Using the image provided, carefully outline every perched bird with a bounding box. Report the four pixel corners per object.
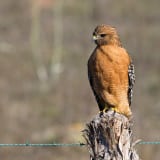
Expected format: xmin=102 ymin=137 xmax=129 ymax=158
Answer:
xmin=88 ymin=25 xmax=135 ymax=117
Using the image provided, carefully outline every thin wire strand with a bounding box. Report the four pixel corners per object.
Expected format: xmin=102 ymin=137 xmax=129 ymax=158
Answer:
xmin=138 ymin=141 xmax=160 ymax=145
xmin=0 ymin=141 xmax=159 ymax=147
xmin=0 ymin=142 xmax=85 ymax=147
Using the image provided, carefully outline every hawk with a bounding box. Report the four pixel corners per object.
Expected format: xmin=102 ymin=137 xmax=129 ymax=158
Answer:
xmin=88 ymin=25 xmax=135 ymax=117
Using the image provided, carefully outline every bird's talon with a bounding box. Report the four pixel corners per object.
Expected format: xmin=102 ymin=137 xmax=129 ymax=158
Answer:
xmin=111 ymin=107 xmax=117 ymax=112
xmin=99 ymin=106 xmax=109 ymax=116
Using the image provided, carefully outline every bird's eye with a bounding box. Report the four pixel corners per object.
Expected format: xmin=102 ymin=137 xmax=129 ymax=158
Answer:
xmin=100 ymin=34 xmax=107 ymax=37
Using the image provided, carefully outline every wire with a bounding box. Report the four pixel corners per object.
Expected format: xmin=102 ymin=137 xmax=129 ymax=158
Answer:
xmin=138 ymin=141 xmax=160 ymax=145
xmin=0 ymin=141 xmax=159 ymax=147
xmin=0 ymin=142 xmax=85 ymax=147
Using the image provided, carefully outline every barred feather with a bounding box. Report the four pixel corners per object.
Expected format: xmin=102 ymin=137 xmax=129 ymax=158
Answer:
xmin=128 ymin=62 xmax=135 ymax=106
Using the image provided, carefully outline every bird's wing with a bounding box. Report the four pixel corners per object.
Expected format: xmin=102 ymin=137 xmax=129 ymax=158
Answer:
xmin=128 ymin=61 xmax=135 ymax=106
xmin=87 ymin=62 xmax=104 ymax=111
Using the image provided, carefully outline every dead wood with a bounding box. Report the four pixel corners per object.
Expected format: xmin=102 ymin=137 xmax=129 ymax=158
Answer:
xmin=83 ymin=110 xmax=140 ymax=160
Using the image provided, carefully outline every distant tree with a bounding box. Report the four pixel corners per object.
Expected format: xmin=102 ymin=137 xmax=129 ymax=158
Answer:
xmin=30 ymin=0 xmax=64 ymax=90
xmin=30 ymin=0 xmax=49 ymax=86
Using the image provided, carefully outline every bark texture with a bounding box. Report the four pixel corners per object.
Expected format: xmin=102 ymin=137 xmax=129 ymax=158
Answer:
xmin=83 ymin=110 xmax=140 ymax=160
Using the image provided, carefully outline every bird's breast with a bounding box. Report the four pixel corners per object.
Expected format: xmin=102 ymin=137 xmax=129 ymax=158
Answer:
xmin=91 ymin=46 xmax=129 ymax=92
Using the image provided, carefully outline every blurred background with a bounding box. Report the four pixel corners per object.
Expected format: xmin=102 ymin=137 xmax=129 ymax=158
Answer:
xmin=0 ymin=0 xmax=159 ymax=159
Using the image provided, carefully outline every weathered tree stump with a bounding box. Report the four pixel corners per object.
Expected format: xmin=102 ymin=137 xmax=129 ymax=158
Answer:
xmin=83 ymin=110 xmax=140 ymax=160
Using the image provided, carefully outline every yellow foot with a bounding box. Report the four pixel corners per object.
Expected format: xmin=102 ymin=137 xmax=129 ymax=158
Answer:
xmin=99 ymin=105 xmax=132 ymax=118
xmin=99 ymin=105 xmax=109 ymax=114
xmin=110 ymin=107 xmax=116 ymax=112
xmin=110 ymin=106 xmax=132 ymax=118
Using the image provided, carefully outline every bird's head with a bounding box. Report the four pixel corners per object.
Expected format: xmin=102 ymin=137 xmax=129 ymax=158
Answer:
xmin=93 ymin=24 xmax=121 ymax=46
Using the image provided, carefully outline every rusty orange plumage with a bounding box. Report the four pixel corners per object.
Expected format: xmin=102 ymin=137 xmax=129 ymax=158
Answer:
xmin=88 ymin=25 xmax=135 ymax=117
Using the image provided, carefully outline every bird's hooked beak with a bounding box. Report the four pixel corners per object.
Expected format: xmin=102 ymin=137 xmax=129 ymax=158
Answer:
xmin=93 ymin=35 xmax=101 ymax=40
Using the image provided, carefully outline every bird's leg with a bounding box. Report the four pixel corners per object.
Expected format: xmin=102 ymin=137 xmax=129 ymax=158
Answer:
xmin=111 ymin=105 xmax=132 ymax=118
xmin=110 ymin=107 xmax=118 ymax=112
xmin=99 ymin=106 xmax=118 ymax=117
xmin=99 ymin=105 xmax=109 ymax=114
